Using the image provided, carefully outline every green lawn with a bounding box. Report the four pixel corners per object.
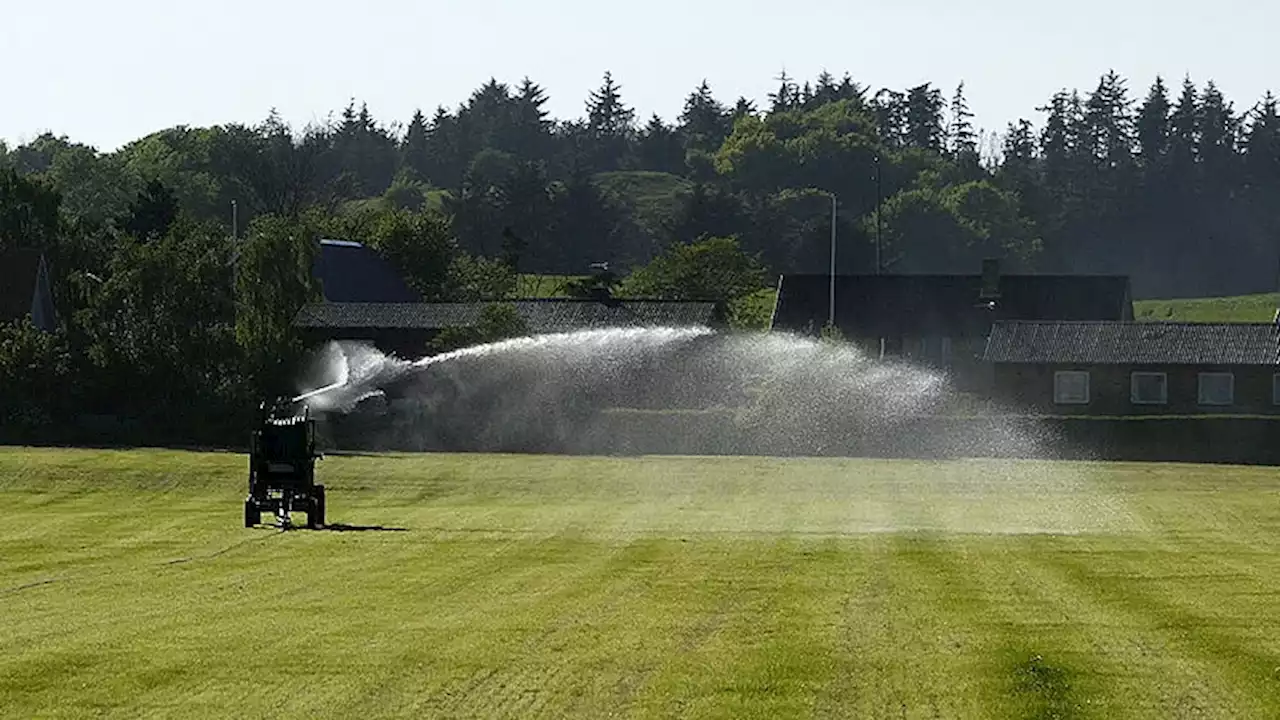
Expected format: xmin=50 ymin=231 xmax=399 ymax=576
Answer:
xmin=4 ymin=448 xmax=1280 ymax=718
xmin=1134 ymin=292 xmax=1280 ymax=322
xmin=594 ymin=170 xmax=691 ymax=239
xmin=513 ymin=274 xmax=586 ymax=298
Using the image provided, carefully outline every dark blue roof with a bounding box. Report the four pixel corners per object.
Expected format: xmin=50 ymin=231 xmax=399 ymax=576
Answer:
xmin=985 ymin=321 xmax=1280 ymax=365
xmin=772 ymin=272 xmax=1133 ymax=337
xmin=313 ymin=239 xmax=420 ymax=303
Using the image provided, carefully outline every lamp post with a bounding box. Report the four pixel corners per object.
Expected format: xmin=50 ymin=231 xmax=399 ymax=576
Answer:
xmin=828 ymin=191 xmax=837 ymax=329
xmin=873 ymin=154 xmax=882 ymax=275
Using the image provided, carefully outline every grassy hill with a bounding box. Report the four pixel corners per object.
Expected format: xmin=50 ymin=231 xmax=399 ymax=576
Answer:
xmin=6 ymin=447 xmax=1280 ymax=717
xmin=594 ymin=171 xmax=690 ymax=240
xmin=1135 ymin=292 xmax=1279 ymax=323
xmin=513 ymin=274 xmax=586 ymax=298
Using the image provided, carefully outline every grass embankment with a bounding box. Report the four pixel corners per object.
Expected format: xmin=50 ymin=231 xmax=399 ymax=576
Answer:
xmin=1135 ymin=292 xmax=1279 ymax=322
xmin=4 ymin=449 xmax=1280 ymax=718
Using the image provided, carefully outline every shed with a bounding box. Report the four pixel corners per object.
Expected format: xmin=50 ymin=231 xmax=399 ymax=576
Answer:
xmin=984 ymin=320 xmax=1280 ymax=415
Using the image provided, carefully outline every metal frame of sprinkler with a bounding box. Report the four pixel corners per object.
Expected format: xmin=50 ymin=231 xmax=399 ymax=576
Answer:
xmin=244 ymin=398 xmax=326 ymax=531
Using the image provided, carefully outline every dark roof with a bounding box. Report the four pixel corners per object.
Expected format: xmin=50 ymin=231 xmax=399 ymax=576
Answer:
xmin=771 ymin=273 xmax=1133 ymax=337
xmin=294 ymin=299 xmax=721 ymax=333
xmin=313 ymin=239 xmax=420 ymax=303
xmin=0 ymin=249 xmax=44 ymax=322
xmin=984 ymin=321 xmax=1280 ymax=365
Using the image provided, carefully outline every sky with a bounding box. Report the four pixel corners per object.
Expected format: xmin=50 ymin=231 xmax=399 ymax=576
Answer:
xmin=2 ymin=0 xmax=1276 ymax=153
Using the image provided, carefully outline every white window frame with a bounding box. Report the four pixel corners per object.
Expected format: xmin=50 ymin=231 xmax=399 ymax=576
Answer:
xmin=1130 ymin=371 xmax=1168 ymax=405
xmin=1053 ymin=370 xmax=1090 ymax=405
xmin=1197 ymin=372 xmax=1234 ymax=406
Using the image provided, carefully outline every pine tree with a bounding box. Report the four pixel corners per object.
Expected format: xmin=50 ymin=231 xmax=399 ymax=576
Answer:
xmin=638 ymin=114 xmax=683 ymax=174
xmin=1244 ymin=92 xmax=1280 ymax=190
xmin=871 ymin=89 xmax=907 ymax=148
xmin=586 ymin=71 xmax=635 ymax=136
xmin=814 ymin=70 xmax=839 ymax=106
xmin=768 ymin=70 xmax=798 ymax=113
xmin=948 ymin=82 xmax=978 ymax=159
xmin=904 ymin=83 xmax=945 ymax=151
xmin=1135 ymin=76 xmax=1172 ymax=172
xmin=731 ymin=97 xmax=758 ymax=122
xmin=1169 ymin=76 xmax=1200 ymax=175
xmin=584 ymin=71 xmax=636 ymax=171
xmin=516 ymin=77 xmax=551 ymax=129
xmin=678 ymin=80 xmax=731 ymax=155
xmin=1039 ymin=91 xmax=1071 ymax=174
xmin=1083 ymin=70 xmax=1135 ymax=171
xmin=401 ymin=109 xmax=430 ymax=181
xmin=425 ymin=106 xmax=464 ymax=188
xmin=837 ymin=73 xmax=867 ymax=107
xmin=1198 ymin=80 xmax=1240 ymax=185
xmin=1003 ymin=119 xmax=1038 ymax=164
xmin=513 ymin=77 xmax=554 ymax=161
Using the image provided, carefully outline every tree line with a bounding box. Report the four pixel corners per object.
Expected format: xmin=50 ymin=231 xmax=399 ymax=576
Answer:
xmin=2 ymin=68 xmax=1279 ymax=444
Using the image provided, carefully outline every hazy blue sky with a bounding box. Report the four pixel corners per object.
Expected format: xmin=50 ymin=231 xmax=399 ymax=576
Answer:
xmin=3 ymin=0 xmax=1275 ymax=152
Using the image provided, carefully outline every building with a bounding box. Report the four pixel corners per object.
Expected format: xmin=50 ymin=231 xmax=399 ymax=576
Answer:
xmin=983 ymin=320 xmax=1280 ymax=415
xmin=0 ymin=248 xmax=57 ymax=332
xmin=299 ymin=238 xmax=723 ymax=357
xmin=769 ymin=259 xmax=1133 ymax=386
xmin=312 ymin=239 xmax=420 ymax=303
xmin=294 ymin=298 xmax=723 ymax=359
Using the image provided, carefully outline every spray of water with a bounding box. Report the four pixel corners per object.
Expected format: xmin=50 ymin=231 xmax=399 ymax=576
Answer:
xmin=291 ymin=326 xmax=1136 ymax=535
xmin=292 ymin=325 xmax=1037 ymax=458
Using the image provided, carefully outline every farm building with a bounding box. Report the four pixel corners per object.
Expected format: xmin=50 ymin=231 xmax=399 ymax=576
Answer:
xmin=0 ymin=248 xmax=57 ymax=332
xmin=311 ymin=238 xmax=420 ymax=303
xmin=298 ymin=237 xmax=724 ymax=357
xmin=769 ymin=259 xmax=1133 ymax=387
xmin=983 ymin=320 xmax=1280 ymax=415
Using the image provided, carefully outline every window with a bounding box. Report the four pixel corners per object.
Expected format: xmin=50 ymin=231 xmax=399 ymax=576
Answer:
xmin=1198 ymin=372 xmax=1234 ymax=406
xmin=1131 ymin=372 xmax=1168 ymax=404
xmin=1054 ymin=371 xmax=1090 ymax=405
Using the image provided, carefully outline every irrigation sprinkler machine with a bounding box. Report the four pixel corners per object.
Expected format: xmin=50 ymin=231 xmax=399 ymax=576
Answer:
xmin=244 ymin=397 xmax=326 ymax=530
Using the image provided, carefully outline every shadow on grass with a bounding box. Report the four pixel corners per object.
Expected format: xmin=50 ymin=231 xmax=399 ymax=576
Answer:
xmin=315 ymin=523 xmax=410 ymax=533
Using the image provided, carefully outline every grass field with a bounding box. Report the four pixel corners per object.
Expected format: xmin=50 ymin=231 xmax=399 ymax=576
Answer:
xmin=5 ymin=448 xmax=1280 ymax=718
xmin=1134 ymin=292 xmax=1280 ymax=322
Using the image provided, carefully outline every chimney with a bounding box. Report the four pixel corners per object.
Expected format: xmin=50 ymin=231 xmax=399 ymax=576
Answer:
xmin=980 ymin=258 xmax=1001 ymax=300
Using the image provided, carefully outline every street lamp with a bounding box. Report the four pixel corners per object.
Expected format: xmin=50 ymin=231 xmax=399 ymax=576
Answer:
xmin=827 ymin=191 xmax=837 ymax=329
xmin=873 ymin=154 xmax=882 ymax=275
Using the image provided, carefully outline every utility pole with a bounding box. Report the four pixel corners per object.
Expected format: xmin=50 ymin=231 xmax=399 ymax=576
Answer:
xmin=874 ymin=154 xmax=882 ymax=275
xmin=230 ymin=200 xmax=239 ymax=326
xmin=828 ymin=191 xmax=837 ymax=329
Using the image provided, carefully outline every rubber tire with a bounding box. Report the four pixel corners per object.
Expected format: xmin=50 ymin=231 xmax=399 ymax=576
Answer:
xmin=244 ymin=499 xmax=260 ymax=528
xmin=309 ymin=486 xmax=325 ymax=529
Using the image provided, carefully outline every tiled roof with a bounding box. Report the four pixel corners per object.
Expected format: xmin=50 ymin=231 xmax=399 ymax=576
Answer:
xmin=313 ymin=239 xmax=420 ymax=303
xmin=771 ymin=272 xmax=1133 ymax=337
xmin=0 ymin=249 xmax=43 ymax=323
xmin=984 ymin=321 xmax=1280 ymax=365
xmin=294 ymin=299 xmax=721 ymax=333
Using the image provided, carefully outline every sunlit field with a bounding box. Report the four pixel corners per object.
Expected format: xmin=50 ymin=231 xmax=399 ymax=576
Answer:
xmin=4 ymin=448 xmax=1280 ymax=718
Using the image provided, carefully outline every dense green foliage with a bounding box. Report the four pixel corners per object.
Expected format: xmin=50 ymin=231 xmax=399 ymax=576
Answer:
xmin=6 ymin=70 xmax=1279 ymax=296
xmin=6 ymin=448 xmax=1280 ymax=717
xmin=3 ymin=68 xmax=1279 ymax=443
